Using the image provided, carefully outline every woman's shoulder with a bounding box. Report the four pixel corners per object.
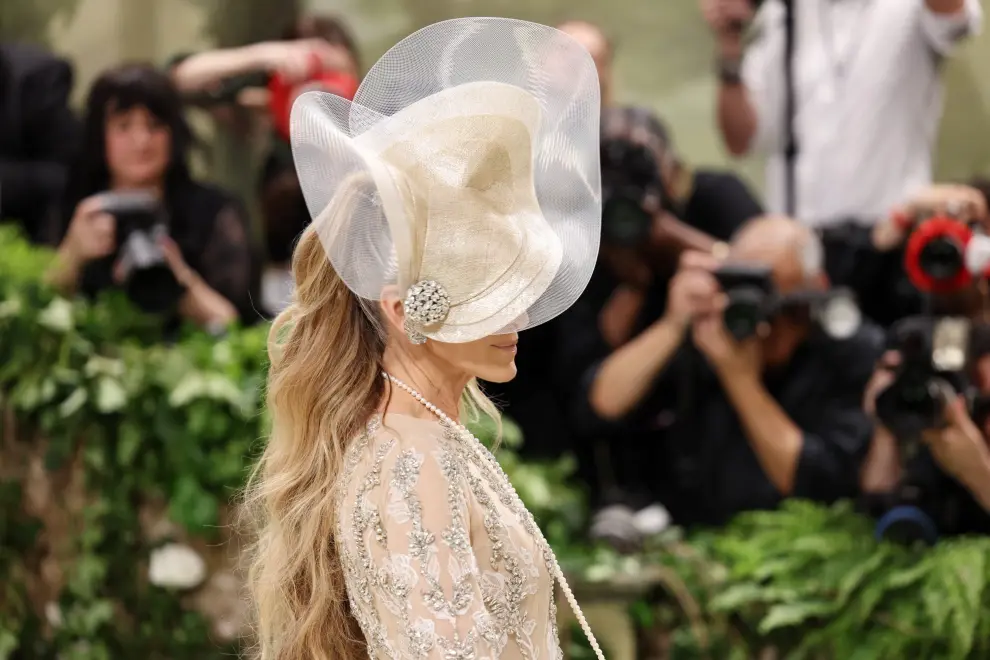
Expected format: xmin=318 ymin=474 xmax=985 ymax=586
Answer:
xmin=340 ymin=414 xmax=465 ymax=491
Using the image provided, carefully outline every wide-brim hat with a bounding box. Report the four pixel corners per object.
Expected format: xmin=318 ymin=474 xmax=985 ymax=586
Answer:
xmin=291 ymin=17 xmax=601 ymax=343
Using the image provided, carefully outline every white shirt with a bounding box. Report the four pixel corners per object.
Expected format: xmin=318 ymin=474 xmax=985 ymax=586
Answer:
xmin=742 ymin=0 xmax=982 ymax=227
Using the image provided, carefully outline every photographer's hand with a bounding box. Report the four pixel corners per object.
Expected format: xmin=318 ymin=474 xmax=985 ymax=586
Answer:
xmin=700 ymin=0 xmax=754 ymax=56
xmin=695 ymin=311 xmax=805 ymax=495
xmin=860 ymin=352 xmax=904 ymax=493
xmin=701 ymin=0 xmax=760 ymax=156
xmin=159 ymin=237 xmax=238 ymax=329
xmin=872 ymin=184 xmax=989 ymax=251
xmin=923 ymin=396 xmax=990 ymax=512
xmin=49 ymin=196 xmax=116 ymax=293
xmin=663 ymin=250 xmax=723 ymax=329
xmin=692 ymin=310 xmax=762 ymax=378
xmin=589 ymin=251 xmax=718 ymax=420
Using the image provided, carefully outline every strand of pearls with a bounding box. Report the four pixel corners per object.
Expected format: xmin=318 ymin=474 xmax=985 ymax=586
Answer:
xmin=383 ymin=371 xmax=606 ymax=660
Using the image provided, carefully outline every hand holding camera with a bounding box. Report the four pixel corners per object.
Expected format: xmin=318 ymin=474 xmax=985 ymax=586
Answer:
xmin=663 ymin=250 xmax=723 ymax=330
xmin=60 ymin=195 xmax=116 ymax=263
xmin=693 ymin=305 xmax=763 ymax=377
xmin=872 ymin=184 xmax=989 ymax=253
xmin=664 ymin=251 xmax=763 ymax=375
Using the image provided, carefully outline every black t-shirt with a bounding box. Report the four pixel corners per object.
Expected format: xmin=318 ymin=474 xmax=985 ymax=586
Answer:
xmin=681 ymin=169 xmax=764 ymax=241
xmin=574 ymin=321 xmax=885 ymax=527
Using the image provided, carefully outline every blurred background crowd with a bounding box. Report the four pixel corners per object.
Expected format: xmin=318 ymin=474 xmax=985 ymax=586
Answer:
xmin=4 ymin=0 xmax=990 ymax=607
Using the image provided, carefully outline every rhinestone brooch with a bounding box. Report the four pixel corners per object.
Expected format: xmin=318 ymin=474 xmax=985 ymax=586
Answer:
xmin=402 ymin=279 xmax=450 ymax=344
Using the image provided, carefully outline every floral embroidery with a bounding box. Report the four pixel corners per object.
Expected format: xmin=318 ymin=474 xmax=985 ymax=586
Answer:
xmin=336 ymin=416 xmax=561 ymax=659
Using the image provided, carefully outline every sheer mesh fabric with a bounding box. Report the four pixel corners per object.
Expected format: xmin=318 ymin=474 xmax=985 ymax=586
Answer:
xmin=290 ymin=17 xmax=601 ymax=344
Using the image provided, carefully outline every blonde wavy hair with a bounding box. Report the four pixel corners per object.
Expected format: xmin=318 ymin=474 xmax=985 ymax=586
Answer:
xmin=241 ymin=224 xmax=498 ymax=659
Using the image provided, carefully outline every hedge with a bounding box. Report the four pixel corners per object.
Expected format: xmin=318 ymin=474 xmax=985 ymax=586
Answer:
xmin=1 ymin=226 xmax=989 ymax=660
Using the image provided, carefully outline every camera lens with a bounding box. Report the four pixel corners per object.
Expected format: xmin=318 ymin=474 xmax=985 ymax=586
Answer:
xmin=723 ymin=298 xmax=763 ymax=341
xmin=918 ymin=236 xmax=964 ymax=280
xmin=602 ymin=196 xmax=652 ymax=247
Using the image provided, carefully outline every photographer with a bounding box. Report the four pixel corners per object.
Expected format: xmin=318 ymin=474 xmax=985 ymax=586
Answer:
xmin=826 ymin=183 xmax=989 ymax=327
xmin=702 ymin=0 xmax=982 ymax=224
xmin=861 ymin=350 xmax=990 ymax=536
xmin=49 ymin=64 xmax=255 ymax=331
xmin=580 ymin=215 xmax=882 ymax=528
xmin=0 ymin=42 xmax=80 ymax=244
xmin=856 ymin=187 xmax=990 ymax=537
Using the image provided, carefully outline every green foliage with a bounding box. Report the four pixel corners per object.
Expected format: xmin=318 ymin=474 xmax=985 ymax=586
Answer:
xmin=0 ymin=227 xmax=586 ymax=657
xmin=574 ymin=501 xmax=990 ymax=660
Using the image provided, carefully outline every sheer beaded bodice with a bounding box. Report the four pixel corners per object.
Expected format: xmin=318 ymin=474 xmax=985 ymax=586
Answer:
xmin=336 ymin=413 xmax=563 ymax=660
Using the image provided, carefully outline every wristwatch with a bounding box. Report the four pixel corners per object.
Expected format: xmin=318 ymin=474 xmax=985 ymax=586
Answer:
xmin=717 ymin=56 xmax=744 ymax=85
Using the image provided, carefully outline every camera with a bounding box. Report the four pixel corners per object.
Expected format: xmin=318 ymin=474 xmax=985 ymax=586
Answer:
xmin=600 ymin=136 xmax=664 ymax=248
xmin=902 ymin=213 xmax=990 ymax=294
xmin=874 ymin=316 xmax=972 ymax=442
xmin=99 ymin=191 xmax=185 ymax=314
xmin=713 ymin=263 xmax=862 ymax=341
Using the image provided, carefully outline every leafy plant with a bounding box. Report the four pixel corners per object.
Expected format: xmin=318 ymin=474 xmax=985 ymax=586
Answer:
xmin=572 ymin=501 xmax=990 ymax=660
xmin=0 ymin=227 xmax=586 ymax=658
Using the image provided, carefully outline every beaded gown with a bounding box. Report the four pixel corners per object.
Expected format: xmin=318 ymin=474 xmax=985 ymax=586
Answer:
xmin=336 ymin=413 xmax=563 ymax=660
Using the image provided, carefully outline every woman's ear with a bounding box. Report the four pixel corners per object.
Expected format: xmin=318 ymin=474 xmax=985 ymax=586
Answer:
xmin=379 ymin=285 xmax=406 ymax=335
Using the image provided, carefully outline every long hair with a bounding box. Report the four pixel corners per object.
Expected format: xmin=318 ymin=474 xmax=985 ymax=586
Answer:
xmin=66 ymin=63 xmax=194 ymax=207
xmin=242 ymin=223 xmax=498 ymax=658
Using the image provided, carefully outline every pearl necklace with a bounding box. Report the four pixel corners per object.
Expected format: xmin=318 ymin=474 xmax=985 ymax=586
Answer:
xmin=384 ymin=371 xmax=605 ymax=660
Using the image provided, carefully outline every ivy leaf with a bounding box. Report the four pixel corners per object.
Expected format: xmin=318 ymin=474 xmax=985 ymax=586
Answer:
xmin=37 ymin=297 xmax=74 ymax=332
xmin=116 ymin=421 xmax=143 ymax=466
xmin=95 ymin=376 xmax=127 ymax=413
xmin=169 ymin=475 xmax=219 ymax=532
xmin=58 ymin=386 xmax=88 ymax=418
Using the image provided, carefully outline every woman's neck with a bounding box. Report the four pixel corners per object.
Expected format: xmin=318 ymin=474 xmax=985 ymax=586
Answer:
xmin=380 ymin=349 xmax=469 ymax=423
xmin=110 ymin=178 xmax=164 ymax=198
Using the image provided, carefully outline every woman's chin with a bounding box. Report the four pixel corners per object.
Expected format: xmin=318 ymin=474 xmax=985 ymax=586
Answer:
xmin=476 ymin=361 xmax=517 ymax=384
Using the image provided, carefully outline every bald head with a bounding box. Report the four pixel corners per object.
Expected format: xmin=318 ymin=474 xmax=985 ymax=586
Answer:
xmin=556 ymin=20 xmax=614 ymax=104
xmin=729 ymin=215 xmax=823 ymax=292
xmin=557 ymin=20 xmax=611 ymax=61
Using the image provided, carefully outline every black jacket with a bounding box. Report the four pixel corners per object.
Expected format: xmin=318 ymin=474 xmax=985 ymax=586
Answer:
xmin=0 ymin=43 xmax=80 ymax=244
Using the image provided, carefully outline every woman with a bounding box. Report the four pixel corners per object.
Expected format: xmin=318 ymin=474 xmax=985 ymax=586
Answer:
xmin=244 ymin=18 xmax=606 ymax=660
xmin=50 ymin=64 xmax=256 ymax=329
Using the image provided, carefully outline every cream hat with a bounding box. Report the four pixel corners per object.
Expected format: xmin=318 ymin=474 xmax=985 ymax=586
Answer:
xmin=291 ymin=17 xmax=601 ymax=343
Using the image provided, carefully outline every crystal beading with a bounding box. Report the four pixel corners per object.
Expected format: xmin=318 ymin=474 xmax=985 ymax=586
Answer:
xmin=382 ymin=371 xmax=606 ymax=660
xmin=403 ymin=280 xmax=451 ymax=327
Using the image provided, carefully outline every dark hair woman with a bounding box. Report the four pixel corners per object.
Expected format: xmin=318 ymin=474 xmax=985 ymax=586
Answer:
xmin=50 ymin=63 xmax=257 ymax=330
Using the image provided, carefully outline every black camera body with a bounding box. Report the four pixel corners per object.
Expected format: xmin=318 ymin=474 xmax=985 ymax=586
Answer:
xmin=600 ymin=137 xmax=664 ymax=248
xmin=714 ymin=264 xmax=776 ymax=341
xmin=100 ymin=191 xmax=185 ymax=314
xmin=713 ymin=263 xmax=862 ymax=341
xmin=874 ymin=316 xmax=971 ymax=442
